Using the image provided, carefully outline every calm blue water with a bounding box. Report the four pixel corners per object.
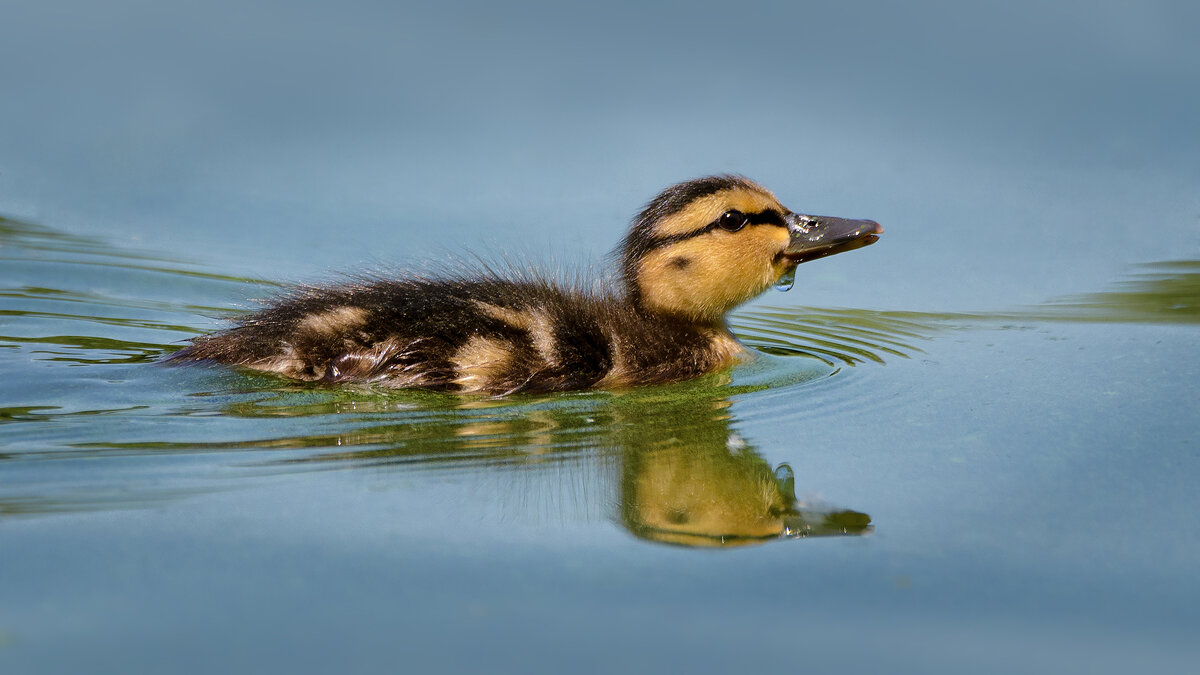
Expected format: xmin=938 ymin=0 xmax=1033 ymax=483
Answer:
xmin=2 ymin=1 xmax=1199 ymax=673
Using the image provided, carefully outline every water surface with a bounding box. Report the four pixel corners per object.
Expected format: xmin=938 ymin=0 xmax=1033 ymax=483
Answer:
xmin=2 ymin=2 xmax=1199 ymax=673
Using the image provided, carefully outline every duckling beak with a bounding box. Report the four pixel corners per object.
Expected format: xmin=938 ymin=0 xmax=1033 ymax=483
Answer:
xmin=780 ymin=509 xmax=874 ymax=538
xmin=783 ymin=213 xmax=883 ymax=264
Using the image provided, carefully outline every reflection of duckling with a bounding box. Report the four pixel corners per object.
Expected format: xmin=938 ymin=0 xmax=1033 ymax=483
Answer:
xmin=621 ymin=439 xmax=872 ymax=548
xmin=267 ymin=391 xmax=873 ymax=548
xmin=171 ymin=176 xmax=881 ymax=394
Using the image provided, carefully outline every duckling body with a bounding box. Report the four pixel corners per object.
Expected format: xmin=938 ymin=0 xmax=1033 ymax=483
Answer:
xmin=171 ymin=176 xmax=881 ymax=394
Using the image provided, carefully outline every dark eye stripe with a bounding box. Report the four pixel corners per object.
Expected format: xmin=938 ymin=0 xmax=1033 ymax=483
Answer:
xmin=644 ymin=209 xmax=788 ymax=250
xmin=746 ymin=211 xmax=788 ymax=226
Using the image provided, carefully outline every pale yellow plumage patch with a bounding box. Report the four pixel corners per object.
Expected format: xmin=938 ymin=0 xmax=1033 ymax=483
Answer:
xmin=249 ymin=348 xmax=312 ymax=380
xmin=637 ymin=224 xmax=792 ymax=321
xmin=247 ymin=306 xmax=372 ymax=381
xmin=297 ymin=306 xmax=369 ymax=336
xmin=451 ymin=335 xmax=512 ymax=393
xmin=473 ymin=301 xmax=558 ymax=367
xmin=594 ymin=334 xmax=629 ymax=388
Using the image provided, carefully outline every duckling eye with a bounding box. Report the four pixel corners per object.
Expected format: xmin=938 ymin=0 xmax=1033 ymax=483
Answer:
xmin=718 ymin=210 xmax=747 ymax=232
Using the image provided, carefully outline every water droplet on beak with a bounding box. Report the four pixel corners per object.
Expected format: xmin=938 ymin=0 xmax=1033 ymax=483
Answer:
xmin=773 ymin=266 xmax=796 ymax=292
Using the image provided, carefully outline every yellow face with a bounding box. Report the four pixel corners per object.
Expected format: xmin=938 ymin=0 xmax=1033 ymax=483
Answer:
xmin=634 ymin=185 xmax=794 ymax=322
xmin=624 ymin=442 xmax=795 ymax=547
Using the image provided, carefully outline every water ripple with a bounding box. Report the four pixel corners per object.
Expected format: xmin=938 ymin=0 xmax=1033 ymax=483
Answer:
xmin=4 ymin=213 xmax=1196 ymax=544
xmin=732 ymin=307 xmax=938 ymax=366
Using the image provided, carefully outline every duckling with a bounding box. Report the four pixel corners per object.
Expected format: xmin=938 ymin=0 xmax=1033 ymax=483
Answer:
xmin=169 ymin=175 xmax=882 ymax=394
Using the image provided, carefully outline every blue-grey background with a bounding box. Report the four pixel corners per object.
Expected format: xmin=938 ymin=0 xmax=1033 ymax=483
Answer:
xmin=1 ymin=1 xmax=1198 ymax=673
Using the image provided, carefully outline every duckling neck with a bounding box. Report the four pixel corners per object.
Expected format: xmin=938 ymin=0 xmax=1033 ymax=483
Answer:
xmin=624 ymin=287 xmax=731 ymax=330
xmin=595 ymin=292 xmax=741 ymax=388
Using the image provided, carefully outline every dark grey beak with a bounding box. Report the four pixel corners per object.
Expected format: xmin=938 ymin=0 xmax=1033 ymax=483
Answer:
xmin=784 ymin=213 xmax=883 ymax=264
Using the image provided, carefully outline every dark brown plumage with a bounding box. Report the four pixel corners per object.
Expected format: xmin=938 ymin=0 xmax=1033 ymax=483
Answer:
xmin=169 ymin=176 xmax=881 ymax=394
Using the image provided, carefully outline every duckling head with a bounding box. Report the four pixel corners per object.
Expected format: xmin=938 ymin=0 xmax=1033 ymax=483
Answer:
xmin=618 ymin=175 xmax=882 ymax=323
